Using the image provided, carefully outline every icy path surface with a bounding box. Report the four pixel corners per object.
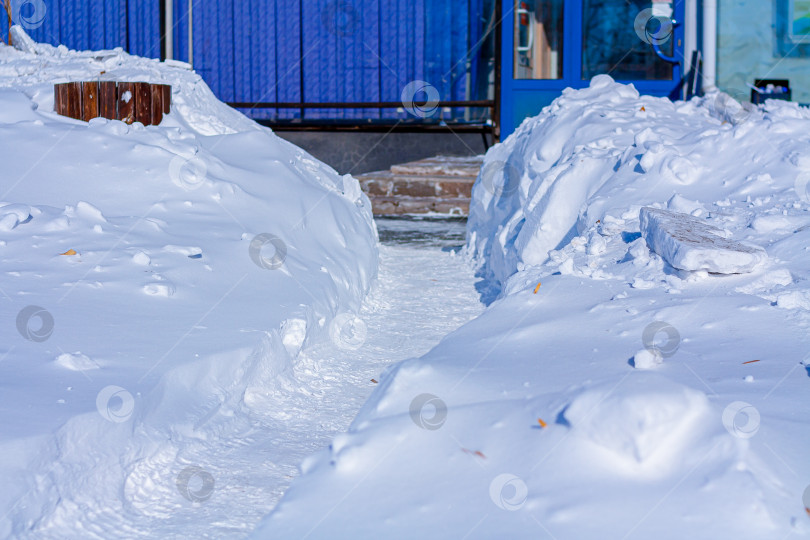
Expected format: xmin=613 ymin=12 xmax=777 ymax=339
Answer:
xmin=47 ymin=218 xmax=482 ymax=539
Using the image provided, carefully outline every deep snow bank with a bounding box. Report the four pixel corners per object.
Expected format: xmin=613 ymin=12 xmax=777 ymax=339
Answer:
xmin=260 ymin=77 xmax=810 ymax=538
xmin=0 ymin=29 xmax=377 ymax=537
xmin=467 ymin=74 xmax=810 ymax=292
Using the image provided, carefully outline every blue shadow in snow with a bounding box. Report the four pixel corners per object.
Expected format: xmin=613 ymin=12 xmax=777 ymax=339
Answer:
xmin=621 ymin=231 xmax=642 ymax=244
xmin=554 ymin=409 xmax=571 ymax=428
xmin=530 ymin=409 xmax=570 ymax=430
xmin=473 ymin=276 xmax=501 ymax=306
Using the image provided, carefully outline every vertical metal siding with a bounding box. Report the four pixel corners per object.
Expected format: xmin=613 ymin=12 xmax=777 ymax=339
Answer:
xmin=276 ymin=0 xmax=302 ymax=119
xmin=0 ymin=0 xmax=154 ymax=54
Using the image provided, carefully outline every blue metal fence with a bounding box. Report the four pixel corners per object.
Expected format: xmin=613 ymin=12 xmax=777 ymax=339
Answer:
xmin=2 ymin=0 xmax=489 ymax=123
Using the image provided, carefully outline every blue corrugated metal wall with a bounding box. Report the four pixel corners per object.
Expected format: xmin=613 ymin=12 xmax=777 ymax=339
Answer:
xmin=1 ymin=0 xmax=487 ymax=122
xmin=0 ymin=0 xmax=160 ymax=59
xmin=189 ymin=0 xmax=488 ymax=122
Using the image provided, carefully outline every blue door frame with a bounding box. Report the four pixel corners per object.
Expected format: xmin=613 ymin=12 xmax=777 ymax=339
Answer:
xmin=500 ymin=1 xmax=686 ymax=139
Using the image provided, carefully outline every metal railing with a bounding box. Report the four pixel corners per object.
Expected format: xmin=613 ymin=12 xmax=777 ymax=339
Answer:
xmin=226 ymin=99 xmax=497 ymax=146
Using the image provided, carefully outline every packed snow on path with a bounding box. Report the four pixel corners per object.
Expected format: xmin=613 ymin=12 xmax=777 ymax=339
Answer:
xmin=261 ymin=76 xmax=810 ymax=539
xmin=28 ymin=221 xmax=481 ymax=539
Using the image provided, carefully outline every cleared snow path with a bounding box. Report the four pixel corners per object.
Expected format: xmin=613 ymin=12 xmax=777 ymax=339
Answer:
xmin=32 ymin=218 xmax=482 ymax=539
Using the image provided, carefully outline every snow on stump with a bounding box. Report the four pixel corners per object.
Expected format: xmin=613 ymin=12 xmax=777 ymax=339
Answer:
xmin=54 ymin=81 xmax=171 ymax=125
xmin=639 ymin=207 xmax=766 ymax=274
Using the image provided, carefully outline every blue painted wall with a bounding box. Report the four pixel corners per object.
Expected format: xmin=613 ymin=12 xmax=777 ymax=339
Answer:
xmin=1 ymin=1 xmax=490 ymax=122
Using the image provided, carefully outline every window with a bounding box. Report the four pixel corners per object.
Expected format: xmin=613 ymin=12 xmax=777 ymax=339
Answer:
xmin=581 ymin=0 xmax=674 ymax=81
xmin=513 ymin=0 xmax=564 ymax=79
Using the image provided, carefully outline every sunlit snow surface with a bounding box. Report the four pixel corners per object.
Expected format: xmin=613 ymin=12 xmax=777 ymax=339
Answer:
xmin=5 ymin=29 xmax=810 ymax=539
xmin=262 ymin=77 xmax=810 ymax=539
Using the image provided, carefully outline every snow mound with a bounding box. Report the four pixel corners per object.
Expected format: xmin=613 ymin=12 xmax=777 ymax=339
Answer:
xmin=564 ymin=374 xmax=710 ymax=466
xmin=466 ymin=74 xmax=810 ymax=292
xmin=0 ymin=30 xmax=379 ymax=537
xmin=54 ymin=351 xmax=99 ymax=371
xmin=632 ymin=348 xmax=663 ymax=369
xmin=0 ymin=203 xmax=32 ymax=230
xmin=640 ymin=206 xmax=766 ymax=273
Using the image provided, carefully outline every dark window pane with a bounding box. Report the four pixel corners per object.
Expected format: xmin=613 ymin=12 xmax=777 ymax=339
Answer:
xmin=582 ymin=0 xmax=674 ymax=81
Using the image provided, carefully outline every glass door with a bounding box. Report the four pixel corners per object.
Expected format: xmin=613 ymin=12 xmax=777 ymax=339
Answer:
xmin=500 ymin=0 xmax=685 ymax=139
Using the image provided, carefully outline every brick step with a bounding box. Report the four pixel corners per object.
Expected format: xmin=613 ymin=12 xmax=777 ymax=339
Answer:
xmin=367 ymin=196 xmax=468 ymax=216
xmin=358 ymin=154 xmax=483 ymax=216
xmin=358 ymin=170 xmax=479 ymax=182
xmin=357 ymin=171 xmax=475 ymax=199
xmin=389 ymin=155 xmax=484 ymax=177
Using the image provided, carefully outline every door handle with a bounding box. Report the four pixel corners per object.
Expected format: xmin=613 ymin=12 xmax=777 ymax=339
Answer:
xmin=652 ymin=19 xmax=680 ymax=64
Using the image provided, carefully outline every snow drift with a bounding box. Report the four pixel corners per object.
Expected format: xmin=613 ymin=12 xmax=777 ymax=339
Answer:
xmin=261 ymin=77 xmax=810 ymax=538
xmin=0 ymin=29 xmax=377 ymax=538
xmin=467 ymin=74 xmax=810 ymax=292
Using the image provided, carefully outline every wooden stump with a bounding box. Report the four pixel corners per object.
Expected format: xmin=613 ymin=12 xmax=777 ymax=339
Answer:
xmin=54 ymin=81 xmax=171 ymax=126
xmin=134 ymin=82 xmax=151 ymax=124
xmin=81 ymin=81 xmax=98 ymax=122
xmin=161 ymin=84 xmax=171 ymax=114
xmin=150 ymin=85 xmax=162 ymax=126
xmin=99 ymin=81 xmax=117 ymax=119
xmin=64 ymin=82 xmax=82 ymax=121
xmin=116 ymin=82 xmax=135 ymax=124
xmin=54 ymin=83 xmax=70 ymax=117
